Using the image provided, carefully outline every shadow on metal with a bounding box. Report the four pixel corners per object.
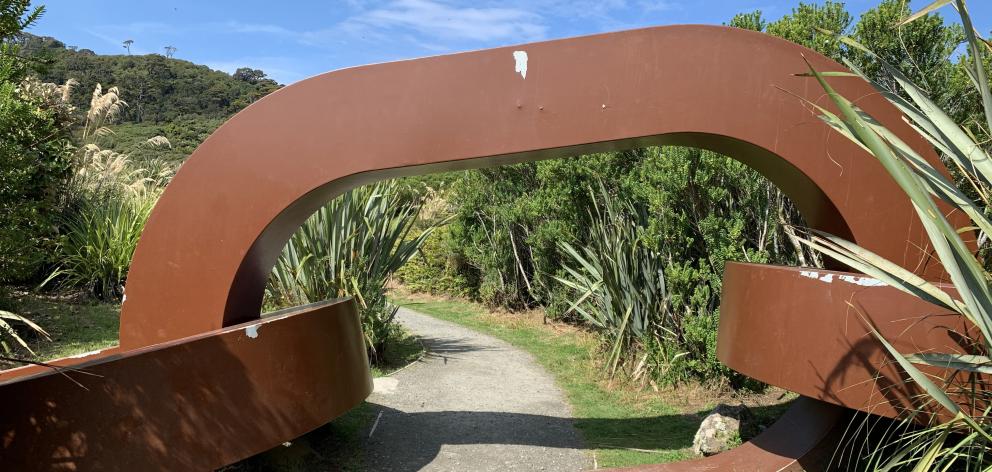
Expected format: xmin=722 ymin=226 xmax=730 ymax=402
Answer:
xmin=0 ymin=24 xmax=973 ymax=470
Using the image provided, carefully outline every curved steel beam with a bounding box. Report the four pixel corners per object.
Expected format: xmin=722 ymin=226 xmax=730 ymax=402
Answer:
xmin=0 ymin=300 xmax=372 ymax=470
xmin=120 ymin=24 xmax=959 ymax=349
xmin=719 ymin=262 xmax=974 ymax=421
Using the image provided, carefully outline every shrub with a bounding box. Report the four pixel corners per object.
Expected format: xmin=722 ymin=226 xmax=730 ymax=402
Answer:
xmin=0 ymin=19 xmax=75 ymax=283
xmin=46 ymin=189 xmax=156 ymax=300
xmin=42 ymin=82 xmax=174 ymax=300
xmin=267 ymin=181 xmax=440 ymax=364
xmin=394 ymin=225 xmax=476 ymax=297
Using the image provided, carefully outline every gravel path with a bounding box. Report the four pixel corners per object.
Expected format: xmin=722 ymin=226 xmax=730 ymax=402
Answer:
xmin=363 ymin=307 xmax=592 ymax=471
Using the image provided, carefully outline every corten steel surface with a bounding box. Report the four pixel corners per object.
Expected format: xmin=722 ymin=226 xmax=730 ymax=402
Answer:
xmin=120 ymin=24 xmax=962 ymax=349
xmin=719 ymin=262 xmax=982 ymax=421
xmin=0 ymin=25 xmax=975 ymax=470
xmin=0 ymin=300 xmax=372 ymax=470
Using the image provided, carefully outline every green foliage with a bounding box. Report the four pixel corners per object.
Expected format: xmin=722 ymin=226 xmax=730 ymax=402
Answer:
xmin=427 ymin=146 xmax=811 ymax=385
xmin=0 ymin=5 xmax=74 ymax=284
xmin=766 ymin=1 xmax=853 ymax=60
xmin=727 ymin=11 xmax=766 ymax=32
xmin=18 ymin=32 xmax=279 ymax=124
xmin=848 ymin=0 xmax=963 ymax=106
xmin=555 ymin=183 xmax=667 ymax=378
xmin=267 ymin=181 xmax=439 ymax=364
xmin=798 ymin=1 xmax=992 ymax=468
xmin=41 ymin=80 xmax=175 ymax=301
xmin=96 ymin=115 xmax=224 ymax=165
xmin=394 ymin=225 xmax=475 ymax=297
xmin=47 ymin=189 xmax=156 ymax=300
xmin=768 ymin=0 xmax=853 ymax=60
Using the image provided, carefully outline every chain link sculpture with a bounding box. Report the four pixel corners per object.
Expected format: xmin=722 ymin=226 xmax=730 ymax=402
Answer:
xmin=0 ymin=25 xmax=972 ymax=471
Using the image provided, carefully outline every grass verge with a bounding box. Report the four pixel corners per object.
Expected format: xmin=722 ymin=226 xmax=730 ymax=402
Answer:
xmin=0 ymin=289 xmax=119 ymax=369
xmin=390 ymin=291 xmax=795 ymax=468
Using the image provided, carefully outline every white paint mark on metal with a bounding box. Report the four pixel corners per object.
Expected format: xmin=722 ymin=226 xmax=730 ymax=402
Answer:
xmin=513 ymin=50 xmax=528 ymax=79
xmin=839 ymin=275 xmax=886 ymax=287
xmin=245 ymin=324 xmax=260 ymax=339
xmin=69 ymin=348 xmax=106 ymax=359
xmin=798 ymin=269 xmax=886 ymax=287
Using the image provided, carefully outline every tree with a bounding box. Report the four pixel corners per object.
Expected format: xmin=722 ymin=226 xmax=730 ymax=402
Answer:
xmin=163 ymin=45 xmax=175 ymax=58
xmin=0 ymin=0 xmax=41 ymax=38
xmin=0 ymin=1 xmax=75 ymax=282
xmin=766 ymin=1 xmax=853 ymax=60
xmin=233 ymin=67 xmax=266 ymax=84
xmin=727 ymin=10 xmax=766 ymax=32
xmin=122 ymin=38 xmax=132 ymax=54
xmin=17 ymin=33 xmax=283 ymax=123
xmin=848 ymin=0 xmax=963 ymax=108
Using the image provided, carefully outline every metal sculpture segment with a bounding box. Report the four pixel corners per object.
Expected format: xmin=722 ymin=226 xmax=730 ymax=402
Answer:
xmin=0 ymin=25 xmax=970 ymax=470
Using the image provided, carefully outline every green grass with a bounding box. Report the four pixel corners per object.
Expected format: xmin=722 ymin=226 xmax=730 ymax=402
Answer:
xmin=390 ymin=294 xmax=702 ymax=468
xmin=0 ymin=290 xmax=120 ymax=368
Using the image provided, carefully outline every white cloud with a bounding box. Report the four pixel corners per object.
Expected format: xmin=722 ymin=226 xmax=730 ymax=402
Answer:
xmin=344 ymin=0 xmax=547 ymax=43
xmin=214 ymin=21 xmax=295 ymax=36
xmin=638 ymin=1 xmax=680 ymax=13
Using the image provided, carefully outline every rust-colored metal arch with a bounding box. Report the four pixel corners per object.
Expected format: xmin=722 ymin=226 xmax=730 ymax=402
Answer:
xmin=0 ymin=24 xmax=971 ymax=471
xmin=120 ymin=24 xmax=950 ymax=349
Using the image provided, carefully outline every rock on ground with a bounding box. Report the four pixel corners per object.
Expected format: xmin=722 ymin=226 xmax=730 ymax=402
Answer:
xmin=692 ymin=403 xmax=751 ymax=456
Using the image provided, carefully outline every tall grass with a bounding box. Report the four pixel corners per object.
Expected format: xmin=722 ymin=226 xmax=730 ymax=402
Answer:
xmin=267 ymin=181 xmax=441 ymax=364
xmin=796 ymin=0 xmax=992 ymax=468
xmin=43 ymin=83 xmax=173 ymax=301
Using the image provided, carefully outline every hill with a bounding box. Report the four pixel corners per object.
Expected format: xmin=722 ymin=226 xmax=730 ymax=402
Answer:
xmin=16 ymin=33 xmax=281 ymax=161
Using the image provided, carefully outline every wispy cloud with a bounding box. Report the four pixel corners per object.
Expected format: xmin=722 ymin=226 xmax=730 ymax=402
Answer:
xmin=212 ymin=21 xmax=295 ymax=36
xmin=638 ymin=1 xmax=681 ymax=13
xmin=342 ymin=0 xmax=547 ymax=43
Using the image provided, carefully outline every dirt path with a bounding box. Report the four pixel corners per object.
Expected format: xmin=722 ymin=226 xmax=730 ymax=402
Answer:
xmin=362 ymin=307 xmax=592 ymax=471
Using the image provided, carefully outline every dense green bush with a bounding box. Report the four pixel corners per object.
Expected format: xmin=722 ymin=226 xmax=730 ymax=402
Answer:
xmin=394 ymin=224 xmax=476 ymax=297
xmin=421 ymin=147 xmax=808 ymax=384
xmin=0 ymin=2 xmax=74 ymax=284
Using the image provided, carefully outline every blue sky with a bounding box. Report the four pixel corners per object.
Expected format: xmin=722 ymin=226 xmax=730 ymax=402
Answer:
xmin=32 ymin=1 xmax=992 ymax=85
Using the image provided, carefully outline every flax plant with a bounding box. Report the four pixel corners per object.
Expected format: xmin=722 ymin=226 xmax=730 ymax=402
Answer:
xmin=555 ymin=183 xmax=673 ymax=379
xmin=795 ymin=1 xmax=992 ymax=468
xmin=267 ymin=181 xmax=442 ymax=363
